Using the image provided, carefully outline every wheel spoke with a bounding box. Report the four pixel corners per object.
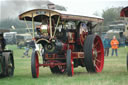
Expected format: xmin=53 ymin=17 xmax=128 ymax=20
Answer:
xmin=61 ymin=69 xmax=65 ymax=73
xmin=36 ymin=63 xmax=39 ymax=68
xmin=94 ymin=41 xmax=99 ymax=48
xmin=93 ymin=60 xmax=96 ymax=65
xmin=36 ymin=65 xmax=38 ymax=68
xmin=96 ymin=59 xmax=101 ymax=63
xmin=97 ymin=50 xmax=101 ymax=54
xmin=95 ymin=64 xmax=100 ymax=71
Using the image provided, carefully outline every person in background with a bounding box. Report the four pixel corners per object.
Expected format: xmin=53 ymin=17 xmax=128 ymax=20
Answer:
xmin=22 ymin=45 xmax=30 ymax=58
xmin=29 ymin=40 xmax=36 ymax=51
xmin=103 ymin=36 xmax=111 ymax=56
xmin=22 ymin=40 xmax=36 ymax=58
xmin=110 ymin=36 xmax=119 ymax=56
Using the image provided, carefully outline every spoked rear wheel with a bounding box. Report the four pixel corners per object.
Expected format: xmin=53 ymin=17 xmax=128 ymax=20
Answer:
xmin=31 ymin=50 xmax=39 ymax=78
xmin=66 ymin=49 xmax=74 ymax=76
xmin=84 ymin=35 xmax=104 ymax=72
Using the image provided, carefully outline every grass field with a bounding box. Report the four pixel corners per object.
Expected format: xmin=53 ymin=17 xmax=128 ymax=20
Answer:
xmin=0 ymin=45 xmax=128 ymax=85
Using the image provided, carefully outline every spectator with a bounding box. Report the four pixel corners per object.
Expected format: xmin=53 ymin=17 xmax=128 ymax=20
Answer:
xmin=22 ymin=45 xmax=30 ymax=58
xmin=103 ymin=36 xmax=111 ymax=56
xmin=29 ymin=40 xmax=36 ymax=51
xmin=110 ymin=36 xmax=119 ymax=56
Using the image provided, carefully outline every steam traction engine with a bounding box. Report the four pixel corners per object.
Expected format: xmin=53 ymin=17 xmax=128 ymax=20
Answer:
xmin=0 ymin=30 xmax=14 ymax=77
xmin=120 ymin=6 xmax=128 ymax=70
xmin=19 ymin=9 xmax=104 ymax=78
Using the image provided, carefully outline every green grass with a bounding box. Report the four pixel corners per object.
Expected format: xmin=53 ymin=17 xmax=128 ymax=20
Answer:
xmin=0 ymin=45 xmax=128 ymax=85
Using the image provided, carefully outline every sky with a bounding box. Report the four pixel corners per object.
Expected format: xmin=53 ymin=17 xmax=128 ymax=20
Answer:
xmin=51 ymin=0 xmax=128 ymax=15
xmin=0 ymin=0 xmax=128 ymax=20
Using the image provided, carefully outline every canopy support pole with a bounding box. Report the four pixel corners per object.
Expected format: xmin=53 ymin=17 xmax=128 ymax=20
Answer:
xmin=49 ymin=12 xmax=52 ymax=38
xmin=53 ymin=16 xmax=60 ymax=37
xmin=24 ymin=18 xmax=32 ymax=36
xmin=32 ymin=13 xmax=35 ymax=38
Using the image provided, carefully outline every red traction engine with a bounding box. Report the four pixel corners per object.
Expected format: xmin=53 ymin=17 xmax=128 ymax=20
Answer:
xmin=19 ymin=9 xmax=104 ymax=78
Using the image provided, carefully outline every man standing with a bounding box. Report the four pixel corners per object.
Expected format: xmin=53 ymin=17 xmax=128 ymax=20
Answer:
xmin=110 ymin=36 xmax=119 ymax=56
xmin=103 ymin=36 xmax=111 ymax=56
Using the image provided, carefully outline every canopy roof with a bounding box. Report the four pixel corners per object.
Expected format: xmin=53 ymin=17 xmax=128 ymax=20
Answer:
xmin=19 ymin=9 xmax=103 ymax=23
xmin=120 ymin=6 xmax=128 ymax=17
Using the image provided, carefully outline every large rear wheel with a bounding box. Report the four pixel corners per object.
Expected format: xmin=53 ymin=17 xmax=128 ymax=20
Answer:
xmin=31 ymin=50 xmax=39 ymax=78
xmin=66 ymin=49 xmax=74 ymax=76
xmin=84 ymin=35 xmax=104 ymax=72
xmin=3 ymin=51 xmax=14 ymax=77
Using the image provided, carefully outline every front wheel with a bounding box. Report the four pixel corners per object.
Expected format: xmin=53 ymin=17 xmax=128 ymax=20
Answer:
xmin=31 ymin=50 xmax=39 ymax=78
xmin=66 ymin=49 xmax=74 ymax=76
xmin=84 ymin=35 xmax=104 ymax=73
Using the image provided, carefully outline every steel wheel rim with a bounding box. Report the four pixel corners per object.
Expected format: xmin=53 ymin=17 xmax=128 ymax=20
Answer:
xmin=92 ymin=36 xmax=104 ymax=72
xmin=35 ymin=52 xmax=39 ymax=77
xmin=71 ymin=55 xmax=74 ymax=76
xmin=66 ymin=49 xmax=74 ymax=76
xmin=8 ymin=58 xmax=13 ymax=76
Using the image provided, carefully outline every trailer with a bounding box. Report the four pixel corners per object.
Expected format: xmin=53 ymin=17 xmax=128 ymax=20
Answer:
xmin=16 ymin=34 xmax=32 ymax=49
xmin=4 ymin=32 xmax=17 ymax=45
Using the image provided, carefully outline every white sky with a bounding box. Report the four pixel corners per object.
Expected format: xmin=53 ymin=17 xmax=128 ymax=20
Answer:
xmin=0 ymin=0 xmax=128 ymax=20
xmin=51 ymin=0 xmax=128 ymax=16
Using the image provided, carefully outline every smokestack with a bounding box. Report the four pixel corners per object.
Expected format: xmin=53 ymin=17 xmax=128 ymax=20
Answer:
xmin=48 ymin=4 xmax=55 ymax=9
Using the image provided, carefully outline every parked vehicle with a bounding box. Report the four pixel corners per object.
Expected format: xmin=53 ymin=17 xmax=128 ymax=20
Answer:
xmin=109 ymin=21 xmax=128 ymax=46
xmin=104 ymin=31 xmax=126 ymax=47
xmin=4 ymin=32 xmax=17 ymax=45
xmin=16 ymin=34 xmax=32 ymax=49
xmin=0 ymin=29 xmax=14 ymax=78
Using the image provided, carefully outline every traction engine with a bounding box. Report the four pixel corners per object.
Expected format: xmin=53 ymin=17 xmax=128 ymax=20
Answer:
xmin=31 ymin=21 xmax=104 ymax=78
xmin=0 ymin=30 xmax=14 ymax=78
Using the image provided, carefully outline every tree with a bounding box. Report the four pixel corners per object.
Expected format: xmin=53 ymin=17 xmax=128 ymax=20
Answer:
xmin=93 ymin=11 xmax=100 ymax=16
xmin=102 ymin=7 xmax=123 ymax=25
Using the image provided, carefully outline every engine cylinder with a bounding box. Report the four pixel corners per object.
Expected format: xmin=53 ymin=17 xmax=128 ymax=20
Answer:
xmin=44 ymin=40 xmax=66 ymax=54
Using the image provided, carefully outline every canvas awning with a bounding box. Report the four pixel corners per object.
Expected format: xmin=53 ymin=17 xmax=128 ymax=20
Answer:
xmin=19 ymin=9 xmax=103 ymax=23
